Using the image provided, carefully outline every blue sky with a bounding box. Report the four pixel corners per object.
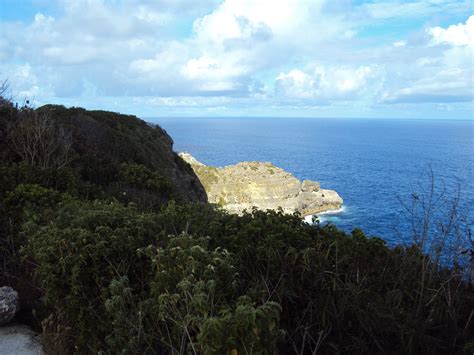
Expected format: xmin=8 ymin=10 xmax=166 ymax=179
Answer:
xmin=0 ymin=0 xmax=472 ymax=118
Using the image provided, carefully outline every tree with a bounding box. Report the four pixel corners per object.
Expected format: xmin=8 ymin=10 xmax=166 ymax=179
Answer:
xmin=8 ymin=109 xmax=72 ymax=169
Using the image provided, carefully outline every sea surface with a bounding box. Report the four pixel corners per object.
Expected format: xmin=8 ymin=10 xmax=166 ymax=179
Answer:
xmin=153 ymin=117 xmax=473 ymax=246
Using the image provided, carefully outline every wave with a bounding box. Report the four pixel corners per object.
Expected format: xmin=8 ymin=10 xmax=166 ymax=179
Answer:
xmin=304 ymin=206 xmax=346 ymax=225
xmin=317 ymin=206 xmax=346 ymax=215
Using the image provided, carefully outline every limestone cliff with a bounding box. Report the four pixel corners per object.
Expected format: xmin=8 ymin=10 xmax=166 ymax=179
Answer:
xmin=179 ymin=152 xmax=343 ymax=216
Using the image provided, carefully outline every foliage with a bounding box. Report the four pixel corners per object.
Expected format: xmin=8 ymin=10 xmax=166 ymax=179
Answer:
xmin=110 ymin=163 xmax=176 ymax=210
xmin=151 ymin=206 xmax=474 ymax=354
xmin=23 ymin=200 xmax=160 ymax=351
xmin=15 ymin=201 xmax=473 ymax=354
xmin=104 ymin=235 xmax=282 ymax=354
xmin=2 ymin=184 xmax=71 ymax=223
xmin=0 ymin=164 xmax=90 ymax=200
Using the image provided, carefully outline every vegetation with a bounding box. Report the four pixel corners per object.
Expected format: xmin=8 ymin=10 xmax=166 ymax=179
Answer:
xmin=0 ymin=91 xmax=472 ymax=354
xmin=190 ymin=164 xmax=219 ymax=192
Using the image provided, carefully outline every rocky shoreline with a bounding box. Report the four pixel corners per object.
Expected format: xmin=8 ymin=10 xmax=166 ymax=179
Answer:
xmin=179 ymin=152 xmax=343 ymax=216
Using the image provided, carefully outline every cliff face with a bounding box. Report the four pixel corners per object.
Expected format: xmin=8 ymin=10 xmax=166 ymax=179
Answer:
xmin=179 ymin=153 xmax=342 ymax=216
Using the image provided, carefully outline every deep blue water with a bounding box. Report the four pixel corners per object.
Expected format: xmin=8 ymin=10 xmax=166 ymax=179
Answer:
xmin=152 ymin=117 xmax=473 ymax=246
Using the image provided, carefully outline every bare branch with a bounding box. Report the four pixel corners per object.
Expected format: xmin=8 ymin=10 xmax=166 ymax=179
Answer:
xmin=8 ymin=109 xmax=73 ymax=169
xmin=0 ymin=78 xmax=9 ymax=98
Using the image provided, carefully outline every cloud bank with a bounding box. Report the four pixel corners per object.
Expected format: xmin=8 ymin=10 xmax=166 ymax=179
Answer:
xmin=0 ymin=0 xmax=472 ymax=118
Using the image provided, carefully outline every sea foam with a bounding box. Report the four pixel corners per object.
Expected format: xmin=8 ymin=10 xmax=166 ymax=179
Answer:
xmin=304 ymin=206 xmax=346 ymax=225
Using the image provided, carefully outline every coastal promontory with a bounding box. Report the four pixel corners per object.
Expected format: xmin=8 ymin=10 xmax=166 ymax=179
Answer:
xmin=179 ymin=152 xmax=343 ymax=216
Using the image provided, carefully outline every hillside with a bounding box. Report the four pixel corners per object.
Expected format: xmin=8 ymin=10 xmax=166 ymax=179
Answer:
xmin=0 ymin=104 xmax=206 ymax=204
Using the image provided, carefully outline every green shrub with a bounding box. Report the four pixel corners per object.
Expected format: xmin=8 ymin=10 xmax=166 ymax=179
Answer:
xmin=104 ymin=235 xmax=282 ymax=354
xmin=3 ymin=184 xmax=72 ymax=221
xmin=0 ymin=164 xmax=83 ymax=199
xmin=111 ymin=163 xmax=176 ymax=210
xmin=118 ymin=163 xmax=172 ymax=192
xmin=0 ymin=184 xmax=75 ymax=328
xmin=23 ymin=200 xmax=161 ymax=352
xmin=12 ymin=198 xmax=473 ymax=354
xmin=151 ymin=205 xmax=474 ymax=354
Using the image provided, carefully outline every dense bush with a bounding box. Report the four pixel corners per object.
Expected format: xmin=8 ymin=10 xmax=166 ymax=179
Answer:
xmin=0 ymin=164 xmax=88 ymax=200
xmin=0 ymin=184 xmax=75 ymax=327
xmin=105 ymin=235 xmax=282 ymax=354
xmin=110 ymin=163 xmax=176 ymax=210
xmin=152 ymin=205 xmax=474 ymax=354
xmin=18 ymin=199 xmax=282 ymax=354
xmin=14 ymin=200 xmax=472 ymax=354
xmin=23 ymin=200 xmax=160 ymax=352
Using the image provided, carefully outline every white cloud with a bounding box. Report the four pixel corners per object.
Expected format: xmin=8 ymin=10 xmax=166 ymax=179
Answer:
xmin=382 ymin=67 xmax=473 ymax=103
xmin=129 ymin=42 xmax=188 ymax=75
xmin=182 ymin=56 xmax=219 ymax=80
xmin=0 ymin=0 xmax=472 ymax=117
xmin=275 ymin=65 xmax=383 ymax=102
xmin=0 ymin=0 xmax=361 ymax=101
xmin=275 ymin=70 xmax=317 ymax=100
xmin=393 ymin=41 xmax=406 ymax=47
xmin=178 ymin=0 xmax=356 ymax=96
xmin=383 ymin=16 xmax=473 ymax=104
xmin=428 ymin=15 xmax=474 ymax=47
xmin=194 ymin=0 xmax=309 ymax=43
xmin=193 ymin=0 xmax=353 ymax=48
xmin=181 ymin=55 xmax=248 ymax=91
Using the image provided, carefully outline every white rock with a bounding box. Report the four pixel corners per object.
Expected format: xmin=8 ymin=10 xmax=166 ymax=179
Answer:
xmin=0 ymin=287 xmax=19 ymax=326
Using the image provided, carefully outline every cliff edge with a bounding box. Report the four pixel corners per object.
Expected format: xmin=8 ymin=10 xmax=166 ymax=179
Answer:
xmin=179 ymin=152 xmax=342 ymax=216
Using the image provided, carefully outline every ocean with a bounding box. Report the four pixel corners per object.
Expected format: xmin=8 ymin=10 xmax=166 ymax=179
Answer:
xmin=153 ymin=117 xmax=473 ymax=246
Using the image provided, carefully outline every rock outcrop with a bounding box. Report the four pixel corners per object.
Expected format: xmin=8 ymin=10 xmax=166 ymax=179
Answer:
xmin=179 ymin=153 xmax=343 ymax=216
xmin=0 ymin=286 xmax=19 ymax=326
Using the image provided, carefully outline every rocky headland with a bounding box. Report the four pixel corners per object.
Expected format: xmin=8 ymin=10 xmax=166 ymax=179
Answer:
xmin=179 ymin=152 xmax=343 ymax=216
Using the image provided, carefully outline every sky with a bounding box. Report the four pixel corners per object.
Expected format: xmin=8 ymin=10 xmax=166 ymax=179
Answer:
xmin=0 ymin=0 xmax=472 ymax=119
